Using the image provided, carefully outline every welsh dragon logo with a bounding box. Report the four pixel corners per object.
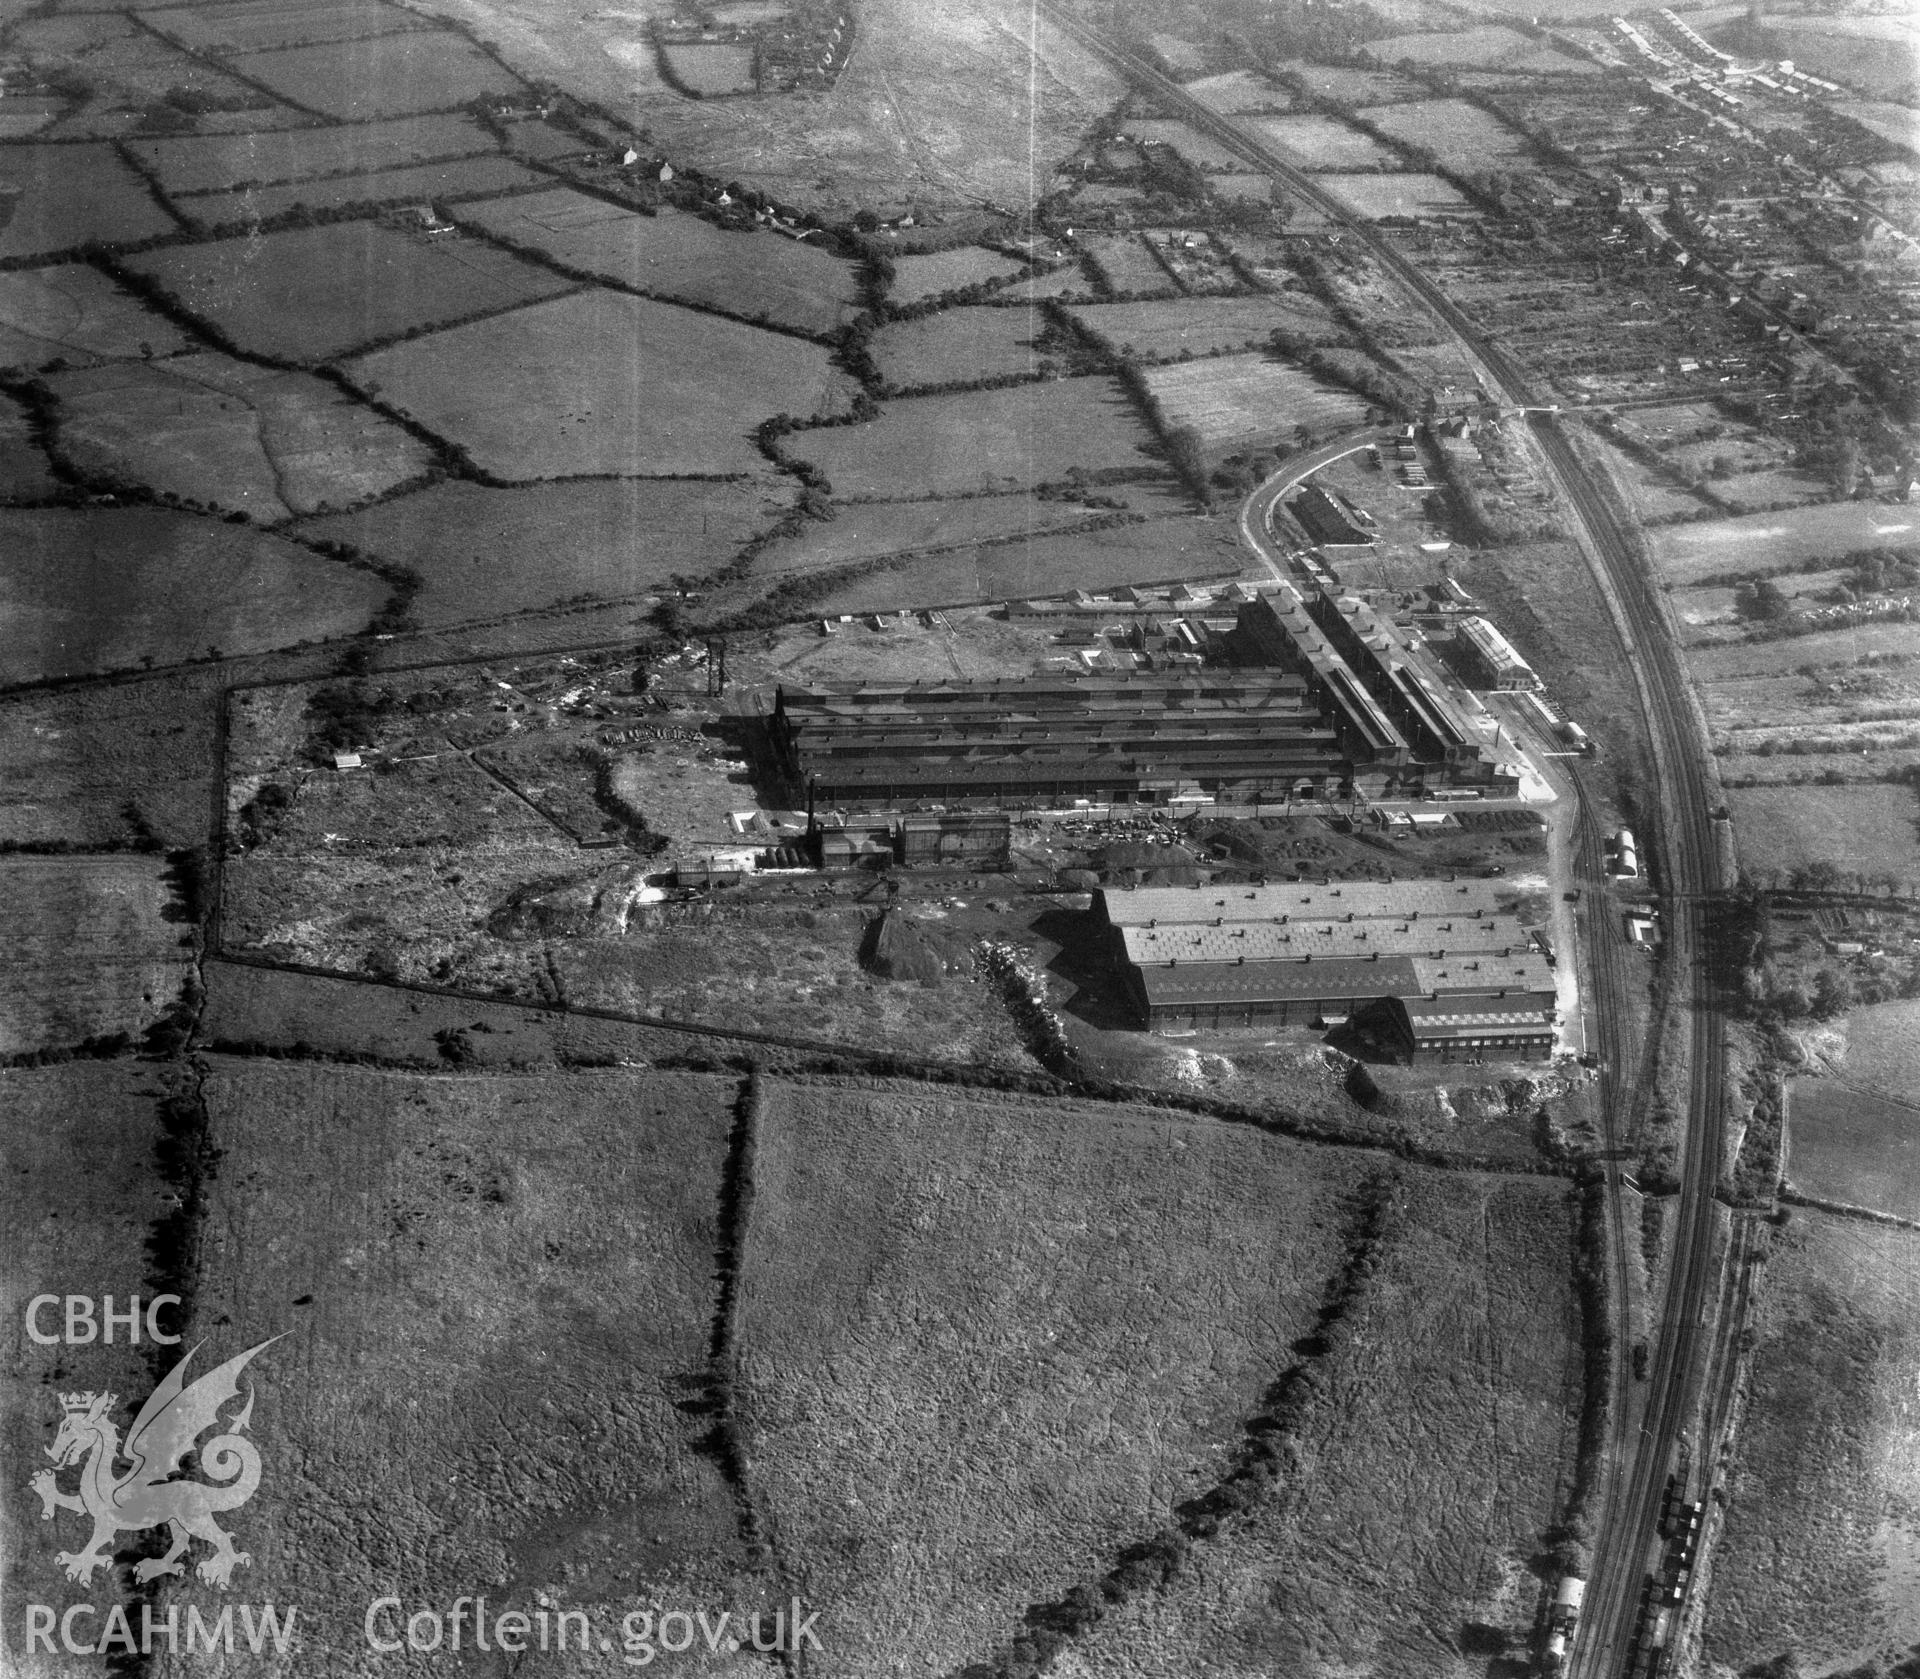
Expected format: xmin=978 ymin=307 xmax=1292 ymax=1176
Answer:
xmin=28 ymin=1338 xmax=280 ymax=1589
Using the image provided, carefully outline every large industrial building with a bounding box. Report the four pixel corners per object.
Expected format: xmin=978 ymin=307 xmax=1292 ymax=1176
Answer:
xmin=1094 ymin=879 xmax=1558 ymax=1060
xmin=1455 ymin=615 xmax=1542 ymax=691
xmin=772 ymin=582 xmax=1519 ymax=810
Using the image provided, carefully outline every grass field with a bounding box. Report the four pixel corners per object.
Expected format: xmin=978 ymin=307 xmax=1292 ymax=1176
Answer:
xmin=1703 ymin=1210 xmax=1920 ymax=1674
xmin=1318 ymin=171 xmax=1476 ymax=220
xmin=1369 ymin=24 xmax=1597 ymax=72
xmin=1125 ymin=116 xmax=1260 ymax=173
xmin=750 ymin=492 xmax=1115 ymax=578
xmin=1080 ymin=233 xmax=1178 ymax=298
xmin=886 ymin=244 xmax=1030 ymax=305
xmin=1727 ymin=784 xmax=1920 ymax=883
xmin=1652 ymin=505 xmax=1920 ymax=584
xmin=1250 ymin=113 xmax=1402 ymax=169
xmin=299 ymin=475 xmax=791 ymax=624
xmin=344 ymin=289 xmax=855 ymax=479
xmin=185 ymin=1057 xmax=770 ymax=1663
xmin=661 ymin=40 xmax=756 ymax=93
xmin=0 ymin=266 xmax=193 ymax=369
xmin=0 ymin=393 xmax=53 ymax=497
xmin=871 ymin=303 xmax=1053 ymax=388
xmin=125 ymin=221 xmax=575 ymax=363
xmin=0 ymin=855 xmax=189 ymax=1055
xmin=1274 ymin=60 xmax=1425 ymax=102
xmin=1 ymin=1061 xmax=177 ymax=1678
xmin=784 ymin=378 xmax=1156 ymax=498
xmin=175 ymin=154 xmax=546 ymax=231
xmin=0 ymin=506 xmax=386 ymax=682
xmin=0 ymin=141 xmax=177 ymax=258
xmin=1356 ymin=97 xmax=1533 ymax=167
xmin=1185 ymin=69 xmax=1291 ymax=112
xmin=1789 ymin=1078 xmax=1920 ymax=1221
xmin=49 ymin=352 xmax=435 ymax=519
xmin=146 ymin=0 xmax=431 ymax=53
xmin=1142 ymin=352 xmax=1369 ymax=451
xmin=232 ymin=30 xmax=521 ymax=119
xmin=1062 ymin=1170 xmax=1580 ymax=1676
xmin=734 ymin=1076 xmax=1369 ymax=1678
xmin=127 ymin=113 xmax=494 ymax=196
xmin=1688 ymin=620 xmax=1920 ymax=683
xmin=1067 ymin=293 xmax=1344 ymax=360
xmin=456 ymin=189 xmax=862 ymax=337
xmin=1838 ymin=998 xmax=1920 ymax=1105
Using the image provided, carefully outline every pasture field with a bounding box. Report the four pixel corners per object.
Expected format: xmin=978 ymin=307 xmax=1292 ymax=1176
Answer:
xmin=231 ymin=30 xmax=521 ymax=119
xmin=886 ymin=244 xmax=1031 ymax=306
xmin=1142 ymin=352 xmax=1369 ymax=451
xmin=750 ymin=491 xmax=1115 ymax=577
xmin=1704 ymin=1211 xmax=1920 ymax=1674
xmin=1184 ymin=69 xmax=1291 ymax=112
xmin=0 ymin=855 xmax=189 ymax=1055
xmin=0 ymin=142 xmax=177 ymax=258
xmin=127 ymin=113 xmax=493 ymax=195
xmin=1710 ymin=467 xmax=1837 ymax=512
xmin=782 ymin=378 xmax=1156 ymax=498
xmin=1652 ymin=504 xmax=1920 ymax=584
xmin=797 ymin=508 xmax=1244 ymax=618
xmin=344 ymin=289 xmax=855 ymax=479
xmin=0 ymin=663 xmax=227 ymax=850
xmin=0 ymin=1060 xmax=177 ymax=1672
xmin=1080 ymin=233 xmax=1178 ymax=298
xmin=0 ymin=395 xmax=53 ymax=497
xmin=661 ymin=40 xmax=756 ymax=93
xmin=49 ymin=353 xmax=434 ymax=519
xmin=1838 ymin=999 xmax=1920 ymax=1105
xmin=1686 ymin=621 xmax=1920 ymax=683
xmin=185 ymin=1059 xmax=770 ymax=1664
xmin=735 ymin=1076 xmax=1369 ymax=1679
xmin=1726 ymin=784 xmax=1920 ymax=883
xmin=1248 ymin=113 xmax=1400 ymax=170
xmin=871 ymin=303 xmax=1052 ymax=388
xmin=0 ymin=265 xmax=192 ymax=368
xmin=1369 ymin=23 xmax=1597 ymax=72
xmin=13 ymin=12 xmax=285 ymax=131
xmin=300 ymin=475 xmax=791 ymax=624
xmin=1789 ymin=1079 xmax=1920 ymax=1222
xmin=0 ymin=506 xmax=385 ymax=682
xmin=997 ymin=262 xmax=1100 ymax=303
xmin=175 ymin=154 xmax=546 ymax=230
xmin=1273 ymin=60 xmax=1425 ymax=103
xmin=126 ymin=221 xmax=574 ymax=364
xmin=1318 ymin=170 xmax=1476 ymax=220
xmin=1355 ymin=96 xmax=1534 ymax=167
xmin=1067 ymin=292 xmax=1344 ymax=360
xmin=1836 ymin=101 xmax=1919 ymax=154
xmin=1124 ymin=117 xmax=1258 ymax=174
xmin=1765 ymin=16 xmax=1919 ymax=100
xmin=1061 ymin=1170 xmax=1579 ymax=1676
xmin=455 ymin=189 xmax=861 ymax=337
xmin=142 ymin=0 xmax=430 ymax=53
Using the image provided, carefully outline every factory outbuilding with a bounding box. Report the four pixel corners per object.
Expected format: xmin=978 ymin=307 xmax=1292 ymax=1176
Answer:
xmin=1095 ymin=879 xmax=1558 ymax=1059
xmin=1454 ymin=616 xmax=1542 ymax=691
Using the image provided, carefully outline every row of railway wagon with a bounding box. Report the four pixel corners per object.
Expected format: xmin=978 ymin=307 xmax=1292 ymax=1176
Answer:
xmin=1631 ymin=1477 xmax=1706 ymax=1675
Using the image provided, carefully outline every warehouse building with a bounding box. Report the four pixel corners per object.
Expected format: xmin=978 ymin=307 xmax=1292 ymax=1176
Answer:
xmin=1094 ymin=878 xmax=1558 ymax=1058
xmin=1289 ymin=484 xmax=1376 ymax=549
xmin=1455 ymin=616 xmax=1542 ymax=691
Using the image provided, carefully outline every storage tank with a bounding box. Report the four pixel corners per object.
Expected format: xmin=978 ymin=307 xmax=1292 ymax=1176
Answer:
xmin=1560 ymin=717 xmax=1593 ymax=753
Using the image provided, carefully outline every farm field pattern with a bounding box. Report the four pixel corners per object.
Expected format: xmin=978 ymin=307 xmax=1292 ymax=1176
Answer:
xmin=6 ymin=0 xmax=1920 ymax=1673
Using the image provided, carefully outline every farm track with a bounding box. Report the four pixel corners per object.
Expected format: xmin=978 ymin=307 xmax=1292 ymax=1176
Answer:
xmin=1027 ymin=11 xmax=1734 ymax=1670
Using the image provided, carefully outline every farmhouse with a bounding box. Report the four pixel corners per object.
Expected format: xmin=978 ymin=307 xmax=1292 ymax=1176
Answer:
xmin=1093 ymin=878 xmax=1556 ymax=1055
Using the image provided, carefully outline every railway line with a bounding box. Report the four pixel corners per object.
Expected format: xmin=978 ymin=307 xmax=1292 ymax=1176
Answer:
xmin=1032 ymin=8 xmax=1736 ymax=1670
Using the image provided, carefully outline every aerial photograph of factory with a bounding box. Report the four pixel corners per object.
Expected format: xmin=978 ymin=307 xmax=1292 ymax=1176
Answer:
xmin=4 ymin=0 xmax=1919 ymax=1673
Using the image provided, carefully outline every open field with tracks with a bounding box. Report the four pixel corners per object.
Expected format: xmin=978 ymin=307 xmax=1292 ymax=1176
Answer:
xmin=1704 ymin=1210 xmax=1920 ymax=1675
xmin=125 ymin=222 xmax=576 ymax=364
xmin=300 ymin=476 xmax=791 ymax=624
xmin=0 ymin=266 xmax=192 ymax=368
xmin=1142 ymin=353 xmax=1370 ymax=451
xmin=1837 ymin=998 xmax=1920 ymax=1104
xmin=344 ymin=289 xmax=855 ymax=478
xmin=1789 ymin=1079 xmax=1920 ymax=1222
xmin=0 ymin=506 xmax=385 ymax=682
xmin=783 ymin=379 xmax=1157 ymax=497
xmin=736 ymin=1077 xmax=1371 ymax=1679
xmin=456 ymin=190 xmax=862 ymax=337
xmin=47 ymin=353 xmax=434 ymax=520
xmin=1728 ymin=785 xmax=1920 ymax=883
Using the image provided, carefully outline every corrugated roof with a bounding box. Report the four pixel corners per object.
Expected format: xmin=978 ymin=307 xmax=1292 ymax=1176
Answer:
xmin=1122 ymin=914 xmax=1536 ymax=966
xmin=1101 ymin=878 xmax=1515 ymax=928
xmin=1138 ymin=955 xmax=1420 ymax=1007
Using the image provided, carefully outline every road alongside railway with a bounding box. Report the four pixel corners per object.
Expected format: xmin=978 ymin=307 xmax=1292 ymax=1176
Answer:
xmin=1034 ymin=9 xmax=1734 ymax=1671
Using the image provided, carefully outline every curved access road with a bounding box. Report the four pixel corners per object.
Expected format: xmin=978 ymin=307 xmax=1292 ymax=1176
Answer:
xmin=1236 ymin=425 xmax=1390 ymax=580
xmin=1035 ymin=9 xmax=1733 ymax=1673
